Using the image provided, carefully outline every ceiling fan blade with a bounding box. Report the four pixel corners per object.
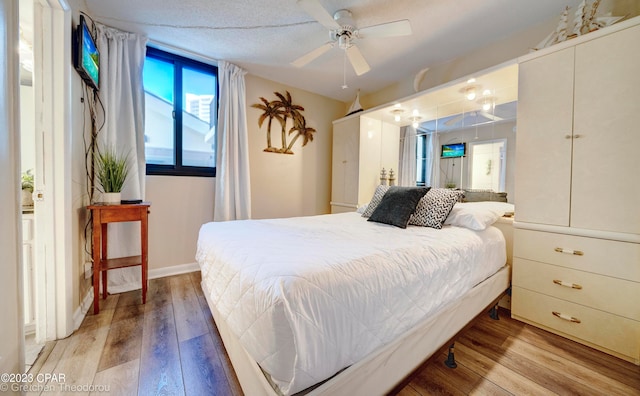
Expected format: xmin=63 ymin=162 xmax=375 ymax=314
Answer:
xmin=297 ymin=0 xmax=340 ymax=30
xmin=357 ymin=19 xmax=412 ymax=39
xmin=346 ymin=45 xmax=370 ymax=76
xmin=444 ymin=114 xmax=465 ymax=126
xmin=291 ymin=42 xmax=334 ymax=68
xmin=479 ymin=111 xmax=504 ymax=122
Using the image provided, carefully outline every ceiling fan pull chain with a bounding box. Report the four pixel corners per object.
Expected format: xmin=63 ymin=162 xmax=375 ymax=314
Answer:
xmin=342 ymin=50 xmax=348 ymax=89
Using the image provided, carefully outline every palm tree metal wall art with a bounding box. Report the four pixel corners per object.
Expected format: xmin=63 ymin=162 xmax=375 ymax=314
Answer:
xmin=252 ymin=91 xmax=314 ymax=155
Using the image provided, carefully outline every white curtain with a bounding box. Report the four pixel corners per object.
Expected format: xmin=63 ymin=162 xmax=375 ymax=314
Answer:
xmin=427 ymin=132 xmax=440 ymax=188
xmin=214 ymin=61 xmax=252 ymax=221
xmin=398 ymin=126 xmax=417 ymax=186
xmin=96 ymin=24 xmax=147 ymax=293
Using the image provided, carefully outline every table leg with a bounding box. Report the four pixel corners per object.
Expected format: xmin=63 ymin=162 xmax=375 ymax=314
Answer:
xmin=141 ymin=208 xmax=148 ymax=304
xmin=92 ymin=211 xmax=101 ymax=314
xmin=101 ymin=223 xmax=108 ymax=299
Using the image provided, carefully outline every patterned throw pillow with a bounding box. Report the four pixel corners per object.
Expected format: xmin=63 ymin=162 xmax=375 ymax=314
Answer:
xmin=409 ymin=188 xmax=465 ymax=229
xmin=361 ymin=185 xmax=390 ymax=218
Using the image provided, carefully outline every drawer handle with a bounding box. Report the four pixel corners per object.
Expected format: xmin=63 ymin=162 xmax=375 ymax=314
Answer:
xmin=553 ymin=279 xmax=583 ymax=290
xmin=552 ymin=311 xmax=581 ymax=323
xmin=554 ymin=247 xmax=584 ymax=256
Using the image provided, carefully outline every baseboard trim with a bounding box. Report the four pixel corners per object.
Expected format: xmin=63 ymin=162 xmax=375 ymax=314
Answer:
xmin=73 ymin=288 xmax=94 ymax=331
xmin=72 ymin=262 xmax=200 ymax=332
xmin=149 ymin=262 xmax=200 ymax=280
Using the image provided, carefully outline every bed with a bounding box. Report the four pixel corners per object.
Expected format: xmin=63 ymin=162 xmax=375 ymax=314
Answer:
xmin=196 ymin=191 xmax=513 ymax=395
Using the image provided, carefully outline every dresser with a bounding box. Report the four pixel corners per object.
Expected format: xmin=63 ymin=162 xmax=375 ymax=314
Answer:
xmin=331 ymin=114 xmax=399 ymax=213
xmin=512 ymin=18 xmax=640 ymax=364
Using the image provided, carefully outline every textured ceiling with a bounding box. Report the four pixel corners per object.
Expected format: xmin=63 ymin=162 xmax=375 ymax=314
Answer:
xmin=84 ymin=0 xmax=579 ymax=102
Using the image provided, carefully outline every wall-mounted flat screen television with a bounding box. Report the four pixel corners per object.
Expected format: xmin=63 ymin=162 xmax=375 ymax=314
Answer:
xmin=73 ymin=15 xmax=100 ymax=91
xmin=441 ymin=142 xmax=466 ymax=158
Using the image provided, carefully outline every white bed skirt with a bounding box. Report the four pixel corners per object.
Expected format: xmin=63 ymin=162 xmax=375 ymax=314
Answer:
xmin=203 ymin=264 xmax=510 ymax=396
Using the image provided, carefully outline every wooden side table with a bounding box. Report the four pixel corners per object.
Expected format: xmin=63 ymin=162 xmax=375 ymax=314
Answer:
xmin=87 ymin=202 xmax=151 ymax=314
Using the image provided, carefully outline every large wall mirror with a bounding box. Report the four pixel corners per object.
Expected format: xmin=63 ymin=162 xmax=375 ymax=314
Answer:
xmin=365 ymin=62 xmax=518 ymax=203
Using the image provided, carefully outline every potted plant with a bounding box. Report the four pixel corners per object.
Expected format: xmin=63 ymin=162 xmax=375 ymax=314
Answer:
xmin=95 ymin=147 xmax=130 ymax=204
xmin=21 ymin=169 xmax=34 ymax=208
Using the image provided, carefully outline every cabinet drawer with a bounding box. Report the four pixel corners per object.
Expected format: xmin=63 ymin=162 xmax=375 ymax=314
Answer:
xmin=512 ymin=287 xmax=640 ymax=363
xmin=514 ymin=229 xmax=640 ymax=281
xmin=513 ymin=258 xmax=640 ymax=321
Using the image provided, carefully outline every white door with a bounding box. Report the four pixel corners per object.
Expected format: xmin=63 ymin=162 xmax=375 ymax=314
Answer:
xmin=571 ymin=24 xmax=640 ymax=234
xmin=469 ymin=139 xmax=506 ymax=192
xmin=514 ymin=47 xmax=574 ymax=226
xmin=31 ymin=0 xmax=74 ymax=342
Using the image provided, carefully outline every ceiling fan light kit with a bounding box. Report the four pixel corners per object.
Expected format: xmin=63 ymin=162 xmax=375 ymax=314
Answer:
xmin=293 ymin=0 xmax=412 ymax=82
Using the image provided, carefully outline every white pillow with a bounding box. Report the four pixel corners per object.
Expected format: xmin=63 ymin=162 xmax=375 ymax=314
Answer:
xmin=444 ymin=202 xmax=515 ymax=230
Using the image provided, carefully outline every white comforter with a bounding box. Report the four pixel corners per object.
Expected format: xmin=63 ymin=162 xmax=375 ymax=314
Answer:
xmin=196 ymin=212 xmax=506 ymax=395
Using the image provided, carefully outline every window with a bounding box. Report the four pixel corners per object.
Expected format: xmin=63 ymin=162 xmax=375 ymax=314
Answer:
xmin=143 ymin=47 xmax=218 ymax=176
xmin=416 ymin=134 xmax=427 ymax=186
xmin=416 ymin=133 xmax=436 ymax=186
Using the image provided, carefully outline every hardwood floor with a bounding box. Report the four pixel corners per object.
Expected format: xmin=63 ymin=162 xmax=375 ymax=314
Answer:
xmin=28 ymin=272 xmax=639 ymax=395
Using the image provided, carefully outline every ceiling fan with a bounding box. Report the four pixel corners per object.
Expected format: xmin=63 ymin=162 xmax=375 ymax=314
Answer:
xmin=444 ymin=111 xmax=505 ymax=127
xmin=292 ymin=0 xmax=412 ymax=76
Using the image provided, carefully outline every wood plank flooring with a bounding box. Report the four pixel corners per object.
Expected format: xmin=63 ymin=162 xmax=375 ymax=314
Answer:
xmin=27 ymin=272 xmax=639 ymax=395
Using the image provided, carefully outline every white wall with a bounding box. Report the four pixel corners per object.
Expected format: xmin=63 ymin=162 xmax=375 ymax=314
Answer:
xmin=145 ymin=175 xmax=214 ymax=270
xmin=246 ymin=74 xmax=345 ymax=219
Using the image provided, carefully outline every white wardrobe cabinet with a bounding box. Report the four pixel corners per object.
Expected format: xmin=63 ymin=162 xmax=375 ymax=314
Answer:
xmin=515 ymin=23 xmax=640 ymax=234
xmin=513 ymin=19 xmax=640 ymax=365
xmin=331 ymin=115 xmax=399 ymax=213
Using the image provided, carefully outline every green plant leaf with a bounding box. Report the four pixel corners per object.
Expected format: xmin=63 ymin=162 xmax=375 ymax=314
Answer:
xmin=95 ymin=147 xmax=130 ymax=193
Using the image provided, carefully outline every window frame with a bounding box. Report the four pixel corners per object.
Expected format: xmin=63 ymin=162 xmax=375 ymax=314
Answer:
xmin=144 ymin=47 xmax=218 ymax=177
xmin=416 ymin=133 xmax=428 ymax=187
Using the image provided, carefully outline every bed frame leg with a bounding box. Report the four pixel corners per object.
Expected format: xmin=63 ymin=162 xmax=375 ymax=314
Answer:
xmin=489 ymin=304 xmax=500 ymax=320
xmin=444 ymin=342 xmax=457 ymax=368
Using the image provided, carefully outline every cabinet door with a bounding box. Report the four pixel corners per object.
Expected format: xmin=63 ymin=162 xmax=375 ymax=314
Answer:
xmin=571 ymin=24 xmax=640 ymax=234
xmin=331 ymin=118 xmax=360 ymax=209
xmin=515 ymin=48 xmax=574 ymax=226
xmin=358 ymin=116 xmax=383 ymax=205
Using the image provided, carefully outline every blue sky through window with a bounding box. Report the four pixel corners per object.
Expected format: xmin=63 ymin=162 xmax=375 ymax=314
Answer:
xmin=143 ymin=58 xmax=216 ymax=103
xmin=143 ymin=57 xmax=173 ymax=103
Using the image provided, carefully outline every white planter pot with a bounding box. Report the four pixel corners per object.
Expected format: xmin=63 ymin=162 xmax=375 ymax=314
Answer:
xmin=102 ymin=192 xmax=122 ymax=204
xmin=21 ymin=189 xmax=34 ymax=207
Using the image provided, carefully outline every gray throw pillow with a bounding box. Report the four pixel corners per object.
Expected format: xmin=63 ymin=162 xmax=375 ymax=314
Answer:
xmin=367 ymin=186 xmax=430 ymax=229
